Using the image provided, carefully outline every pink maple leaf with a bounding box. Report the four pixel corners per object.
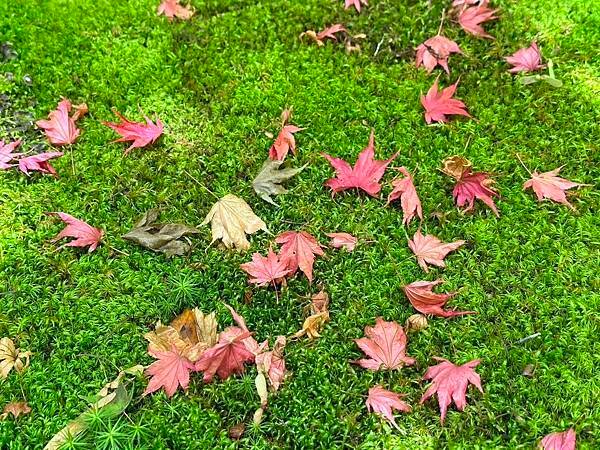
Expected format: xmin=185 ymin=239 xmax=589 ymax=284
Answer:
xmin=505 ymin=42 xmax=545 ymax=73
xmin=18 ymin=152 xmax=64 ymax=176
xmin=458 ymin=3 xmax=499 ymax=39
xmin=420 ymin=357 xmax=483 ymax=423
xmin=36 ymin=99 xmax=88 ymax=146
xmin=403 ymin=280 xmax=475 ymax=318
xmin=408 ymin=231 xmax=465 ymax=272
xmin=157 ymin=0 xmax=194 ymax=20
xmin=302 ymin=24 xmax=347 ymax=47
xmin=322 ymin=130 xmax=398 ymax=197
xmin=47 ymin=212 xmax=104 ymax=252
xmin=275 ymin=231 xmax=324 ymax=282
xmin=326 ymin=232 xmax=357 ymax=252
xmin=421 ymin=79 xmax=471 ymax=124
xmin=223 ymin=304 xmax=266 ymax=357
xmin=255 ymin=335 xmax=287 ymax=391
xmin=386 ymin=167 xmax=423 ymax=225
xmin=0 ymin=140 xmax=22 ymax=170
xmin=453 ymin=170 xmax=499 ymax=216
xmin=523 ymin=167 xmax=585 ymax=210
xmin=354 ymin=317 xmax=415 ymax=371
xmin=344 ymin=0 xmax=368 ymax=13
xmin=269 ymin=125 xmax=303 ymax=161
xmin=240 ymin=248 xmax=292 ymax=286
xmin=539 ymin=428 xmax=576 ymax=450
xmin=104 ymin=110 xmax=164 ymax=155
xmin=416 ymin=36 xmax=462 ymax=74
xmin=366 ymin=385 xmax=411 ymax=430
xmin=144 ymin=346 xmax=195 ymax=397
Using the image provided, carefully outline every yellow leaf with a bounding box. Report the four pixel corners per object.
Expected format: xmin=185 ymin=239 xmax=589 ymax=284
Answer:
xmin=0 ymin=337 xmax=31 ymax=379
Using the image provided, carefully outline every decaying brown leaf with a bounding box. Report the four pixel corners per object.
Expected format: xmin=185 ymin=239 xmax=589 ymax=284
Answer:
xmin=0 ymin=337 xmax=31 ymax=379
xmin=123 ymin=209 xmax=200 ymax=257
xmin=228 ymin=422 xmax=246 ymax=440
xmin=252 ymin=159 xmax=306 ymax=206
xmin=406 ymin=314 xmax=428 ymax=332
xmin=292 ymin=290 xmax=330 ymax=339
xmin=1 ymin=401 xmax=31 ymax=420
xmin=201 ymin=194 xmax=268 ymax=251
xmin=442 ymin=155 xmax=472 ymax=180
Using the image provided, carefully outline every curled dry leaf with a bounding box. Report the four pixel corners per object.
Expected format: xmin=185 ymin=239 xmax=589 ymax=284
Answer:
xmin=202 ymin=194 xmax=268 ymax=251
xmin=406 ymin=314 xmax=428 ymax=332
xmin=458 ymin=3 xmax=499 ymax=39
xmin=47 ymin=212 xmax=103 ymax=252
xmin=241 ymin=248 xmax=292 ymax=286
xmin=539 ymin=428 xmax=576 ymax=450
xmin=256 ymin=336 xmax=287 ymax=392
xmin=228 ymin=422 xmax=246 ymax=440
xmin=354 ymin=318 xmax=415 ymax=371
xmin=18 ymin=151 xmax=64 ymax=176
xmin=1 ymin=401 xmax=31 ymax=420
xmin=276 ymin=231 xmax=325 ymax=282
xmin=36 ymin=98 xmax=88 ymax=146
xmin=366 ymin=385 xmax=411 ymax=430
xmin=123 ymin=209 xmax=200 ymax=257
xmin=421 ymin=79 xmax=470 ymax=124
xmin=523 ymin=166 xmax=586 ymax=210
xmin=292 ymin=290 xmax=330 ymax=340
xmin=403 ymin=280 xmax=475 ymax=318
xmin=408 ymin=231 xmax=465 ymax=272
xmin=103 ymin=110 xmax=164 ymax=155
xmin=416 ymin=36 xmax=462 ymax=74
xmin=157 ymin=0 xmax=194 ymax=20
xmin=252 ymin=159 xmax=306 ymax=206
xmin=0 ymin=337 xmax=31 ymax=379
xmin=326 ymin=232 xmax=357 ymax=251
xmin=386 ymin=167 xmax=423 ymax=226
xmin=505 ymin=42 xmax=545 ymax=73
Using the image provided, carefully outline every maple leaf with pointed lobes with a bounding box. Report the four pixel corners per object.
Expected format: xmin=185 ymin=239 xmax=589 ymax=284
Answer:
xmin=505 ymin=42 xmax=545 ymax=73
xmin=523 ymin=167 xmax=586 ymax=210
xmin=104 ymin=110 xmax=164 ymax=155
xmin=539 ymin=428 xmax=576 ymax=450
xmin=322 ymin=130 xmax=398 ymax=197
xmin=458 ymin=3 xmax=499 ymax=39
xmin=36 ymin=99 xmax=88 ymax=146
xmin=301 ymin=24 xmax=347 ymax=47
xmin=144 ymin=346 xmax=195 ymax=397
xmin=366 ymin=385 xmax=411 ymax=430
xmin=420 ymin=357 xmax=483 ymax=423
xmin=17 ymin=151 xmax=64 ymax=176
xmin=345 ymin=0 xmax=367 ymax=13
xmin=0 ymin=401 xmax=31 ymax=420
xmin=386 ymin=167 xmax=423 ymax=226
xmin=326 ymin=232 xmax=357 ymax=251
xmin=223 ymin=304 xmax=266 ymax=357
xmin=241 ymin=248 xmax=291 ymax=286
xmin=421 ymin=79 xmax=471 ymax=124
xmin=157 ymin=0 xmax=193 ymax=20
xmin=403 ymin=280 xmax=476 ymax=318
xmin=0 ymin=140 xmax=22 ymax=169
xmin=47 ymin=212 xmax=104 ymax=252
xmin=416 ymin=36 xmax=462 ymax=74
xmin=268 ymin=125 xmax=304 ymax=161
xmin=354 ymin=318 xmax=415 ymax=371
xmin=408 ymin=231 xmax=465 ymax=272
xmin=275 ymin=231 xmax=325 ymax=282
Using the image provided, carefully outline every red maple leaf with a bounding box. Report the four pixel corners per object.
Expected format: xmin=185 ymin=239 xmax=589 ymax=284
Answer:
xmin=223 ymin=303 xmax=266 ymax=357
xmin=408 ymin=231 xmax=465 ymax=272
xmin=302 ymin=24 xmax=347 ymax=47
xmin=354 ymin=317 xmax=415 ymax=371
xmin=453 ymin=170 xmax=499 ymax=216
xmin=322 ymin=130 xmax=398 ymax=197
xmin=386 ymin=167 xmax=423 ymax=226
xmin=344 ymin=0 xmax=367 ymax=13
xmin=17 ymin=152 xmax=64 ymax=177
xmin=416 ymin=36 xmax=462 ymax=74
xmin=144 ymin=346 xmax=195 ymax=397
xmin=36 ymin=99 xmax=88 ymax=146
xmin=458 ymin=3 xmax=499 ymax=39
xmin=421 ymin=79 xmax=471 ymax=124
xmin=47 ymin=212 xmax=103 ymax=252
xmin=104 ymin=110 xmax=164 ymax=155
xmin=366 ymin=385 xmax=411 ymax=430
xmin=403 ymin=280 xmax=475 ymax=318
xmin=523 ymin=167 xmax=585 ymax=210
xmin=539 ymin=428 xmax=576 ymax=450
xmin=0 ymin=140 xmax=22 ymax=170
xmin=240 ymin=248 xmax=291 ymax=286
xmin=326 ymin=232 xmax=357 ymax=252
xmin=420 ymin=357 xmax=483 ymax=423
xmin=269 ymin=125 xmax=303 ymax=160
xmin=275 ymin=231 xmax=324 ymax=282
xmin=157 ymin=0 xmax=194 ymax=20
xmin=505 ymin=42 xmax=545 ymax=73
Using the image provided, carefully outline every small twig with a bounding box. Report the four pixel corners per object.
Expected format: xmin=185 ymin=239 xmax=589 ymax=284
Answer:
xmin=437 ymin=8 xmax=446 ymax=36
xmin=108 ymin=245 xmax=129 ymax=257
xmin=374 ymin=36 xmax=385 ymax=57
xmin=183 ymin=170 xmax=219 ymax=199
xmin=515 ymin=153 xmax=533 ymax=177
xmin=515 ymin=332 xmax=541 ymax=345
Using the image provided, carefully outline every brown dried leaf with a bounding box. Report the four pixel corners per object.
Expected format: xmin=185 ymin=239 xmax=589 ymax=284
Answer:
xmin=0 ymin=337 xmax=31 ymax=379
xmin=1 ymin=401 xmax=31 ymax=420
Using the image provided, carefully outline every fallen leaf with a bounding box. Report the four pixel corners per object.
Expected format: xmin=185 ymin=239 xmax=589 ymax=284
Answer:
xmin=228 ymin=422 xmax=246 ymax=440
xmin=301 ymin=24 xmax=347 ymax=46
xmin=202 ymin=194 xmax=268 ymax=251
xmin=256 ymin=336 xmax=287 ymax=392
xmin=123 ymin=209 xmax=200 ymax=256
xmin=408 ymin=231 xmax=465 ymax=273
xmin=386 ymin=167 xmax=423 ymax=225
xmin=344 ymin=0 xmax=368 ymax=13
xmin=0 ymin=401 xmax=31 ymax=420
xmin=523 ymin=167 xmax=586 ymax=210
xmin=36 ymin=99 xmax=87 ymax=145
xmin=458 ymin=3 xmax=499 ymax=39
xmin=18 ymin=151 xmax=64 ymax=176
xmin=403 ymin=280 xmax=475 ymax=318
xmin=157 ymin=0 xmax=194 ymax=20
xmin=47 ymin=212 xmax=103 ymax=252
xmin=416 ymin=36 xmax=462 ymax=74
xmin=405 ymin=314 xmax=428 ymax=332
xmin=539 ymin=428 xmax=576 ymax=450
xmin=522 ymin=364 xmax=535 ymax=377
xmin=252 ymin=159 xmax=306 ymax=205
xmin=0 ymin=338 xmax=31 ymax=379
xmin=269 ymin=125 xmax=303 ymax=161
xmin=144 ymin=346 xmax=196 ymax=397
xmin=505 ymin=42 xmax=545 ymax=73
xmin=326 ymin=232 xmax=357 ymax=251
xmin=420 ymin=357 xmax=483 ymax=423
xmin=322 ymin=130 xmax=398 ymax=197
xmin=366 ymin=385 xmax=411 ymax=430
xmin=223 ymin=304 xmax=266 ymax=357
xmin=354 ymin=318 xmax=415 ymax=371
xmin=0 ymin=139 xmax=22 ymax=169
xmin=104 ymin=109 xmax=164 ymax=155
xmin=276 ymin=231 xmax=324 ymax=282
xmin=421 ymin=79 xmax=471 ymax=124
xmin=292 ymin=290 xmax=330 ymax=340
xmin=240 ymin=248 xmax=292 ymax=286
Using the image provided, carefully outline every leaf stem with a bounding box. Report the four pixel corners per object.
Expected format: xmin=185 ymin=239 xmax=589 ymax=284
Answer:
xmin=437 ymin=8 xmax=446 ymax=35
xmin=183 ymin=170 xmax=219 ymax=199
xmin=515 ymin=153 xmax=533 ymax=177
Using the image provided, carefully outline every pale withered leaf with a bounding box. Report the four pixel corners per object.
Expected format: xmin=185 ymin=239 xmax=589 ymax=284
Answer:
xmin=252 ymin=159 xmax=306 ymax=206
